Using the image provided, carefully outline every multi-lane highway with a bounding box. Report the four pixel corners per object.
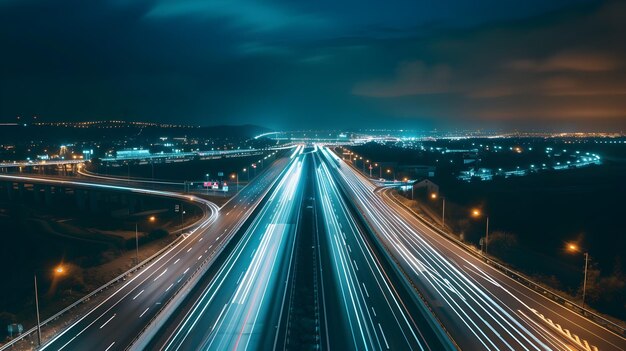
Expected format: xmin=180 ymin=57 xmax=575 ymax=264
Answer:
xmin=151 ymin=146 xmax=306 ymax=350
xmin=3 ymin=142 xmax=624 ymax=351
xmin=312 ymin=148 xmax=450 ymax=350
xmin=0 ymin=149 xmax=294 ymax=351
xmin=319 ymin=145 xmax=626 ymax=351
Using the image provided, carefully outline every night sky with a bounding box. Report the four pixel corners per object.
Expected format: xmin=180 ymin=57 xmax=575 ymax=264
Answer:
xmin=1 ymin=0 xmax=625 ymax=130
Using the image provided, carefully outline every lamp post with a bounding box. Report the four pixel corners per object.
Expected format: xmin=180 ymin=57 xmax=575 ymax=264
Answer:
xmin=34 ymin=274 xmax=41 ymax=346
xmin=34 ymin=264 xmax=66 ymax=346
xmin=205 ymin=173 xmax=210 ymax=195
xmin=243 ymin=167 xmax=249 ymax=182
xmin=472 ymin=209 xmax=489 ymax=254
xmin=231 ymin=173 xmax=238 ymax=192
xmin=135 ymin=216 xmax=156 ymax=264
xmin=567 ymin=243 xmax=590 ymax=309
xmin=430 ymin=193 xmax=446 ymax=227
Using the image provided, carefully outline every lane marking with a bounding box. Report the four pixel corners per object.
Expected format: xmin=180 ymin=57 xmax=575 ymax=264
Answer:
xmin=99 ymin=314 xmax=116 ymax=329
xmin=153 ymin=269 xmax=168 ymax=281
xmin=104 ymin=342 xmax=116 ymax=351
xmin=140 ymin=307 xmax=150 ymax=318
xmin=132 ymin=290 xmax=144 ymax=300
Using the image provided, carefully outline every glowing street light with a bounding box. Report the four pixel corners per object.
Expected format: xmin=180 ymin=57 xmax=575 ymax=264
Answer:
xmin=472 ymin=209 xmax=489 ymax=254
xmin=231 ymin=173 xmax=239 ymax=192
xmin=431 ymin=193 xmax=446 ymax=228
xmin=567 ymin=243 xmax=590 ymax=309
xmin=34 ymin=263 xmax=67 ymax=346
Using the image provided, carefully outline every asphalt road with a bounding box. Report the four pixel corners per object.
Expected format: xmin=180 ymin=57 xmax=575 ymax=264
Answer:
xmin=312 ymin=148 xmax=449 ymax=350
xmin=152 ymin=147 xmax=307 ymax=351
xmin=0 ymin=151 xmax=293 ymax=351
xmin=319 ymin=146 xmax=626 ymax=351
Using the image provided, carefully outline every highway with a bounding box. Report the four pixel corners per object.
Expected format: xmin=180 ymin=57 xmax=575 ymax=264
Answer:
xmin=319 ymin=146 xmax=626 ymax=351
xmin=152 ymin=147 xmax=306 ymax=350
xmin=312 ymin=148 xmax=450 ymax=350
xmin=0 ymin=148 xmax=294 ymax=350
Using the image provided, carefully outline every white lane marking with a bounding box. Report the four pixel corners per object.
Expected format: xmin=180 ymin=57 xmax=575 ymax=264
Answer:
xmin=378 ymin=323 xmax=389 ymax=349
xmin=139 ymin=307 xmax=150 ymax=318
xmin=165 ymin=283 xmax=174 ymax=292
xmin=104 ymin=342 xmax=116 ymax=351
xmin=208 ymin=245 xmax=213 ymax=249
xmin=183 ymin=267 xmax=190 ymax=274
xmin=153 ymin=269 xmax=168 ymax=281
xmin=199 ymin=237 xmax=203 ymax=242
xmin=372 ymin=307 xmax=377 ymax=317
xmin=132 ymin=290 xmax=144 ymax=300
xmin=237 ymin=271 xmax=245 ymax=284
xmin=362 ymin=283 xmax=369 ymax=298
xmin=197 ymin=255 xmax=203 ymax=260
xmin=99 ymin=314 xmax=116 ymax=329
xmin=187 ymin=247 xmax=193 ymax=253
xmin=174 ymin=258 xmax=180 ymax=264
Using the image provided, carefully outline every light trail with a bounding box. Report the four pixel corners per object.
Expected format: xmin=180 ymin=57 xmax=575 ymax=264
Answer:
xmin=160 ymin=152 xmax=306 ymax=351
xmin=314 ymin=152 xmax=438 ymax=350
xmin=317 ymin=145 xmax=617 ymax=351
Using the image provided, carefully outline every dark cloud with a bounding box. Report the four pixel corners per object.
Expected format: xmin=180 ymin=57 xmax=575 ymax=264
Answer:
xmin=1 ymin=0 xmax=623 ymax=130
xmin=352 ymin=1 xmax=626 ymax=130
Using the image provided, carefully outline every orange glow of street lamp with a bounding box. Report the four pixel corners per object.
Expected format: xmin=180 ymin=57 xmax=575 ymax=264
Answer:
xmin=54 ymin=265 xmax=65 ymax=275
xmin=149 ymin=216 xmax=156 ymax=222
xmin=430 ymin=193 xmax=437 ymax=199
xmin=472 ymin=209 xmax=481 ymax=217
xmin=567 ymin=243 xmax=579 ymax=252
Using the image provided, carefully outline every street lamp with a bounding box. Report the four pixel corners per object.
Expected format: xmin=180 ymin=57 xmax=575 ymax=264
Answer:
xmin=567 ymin=243 xmax=590 ymax=309
xmin=430 ymin=193 xmax=446 ymax=228
xmin=206 ymin=173 xmax=212 ymax=195
xmin=135 ymin=216 xmax=156 ymax=264
xmin=231 ymin=173 xmax=238 ymax=192
xmin=34 ymin=264 xmax=66 ymax=346
xmin=472 ymin=209 xmax=489 ymax=254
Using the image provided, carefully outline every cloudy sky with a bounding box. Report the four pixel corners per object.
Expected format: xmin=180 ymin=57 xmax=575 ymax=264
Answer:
xmin=1 ymin=0 xmax=625 ymax=130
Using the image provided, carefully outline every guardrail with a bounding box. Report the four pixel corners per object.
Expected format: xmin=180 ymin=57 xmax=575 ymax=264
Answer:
xmin=0 ymin=201 xmax=210 ymax=351
xmin=384 ymin=189 xmax=626 ymax=338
